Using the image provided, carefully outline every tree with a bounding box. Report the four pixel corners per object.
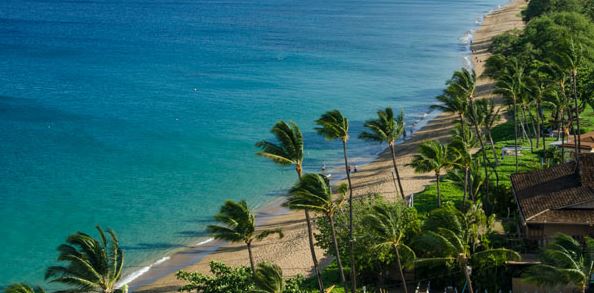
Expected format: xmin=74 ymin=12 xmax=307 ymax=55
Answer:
xmin=363 ymin=203 xmax=418 ymax=293
xmin=287 ymin=173 xmax=347 ymax=289
xmin=409 ymin=141 xmax=457 ymax=207
xmin=253 ymin=262 xmax=284 ymax=293
xmin=495 ymin=59 xmax=526 ymax=173
xmin=414 ymin=228 xmax=520 ymax=293
xmin=449 ymin=125 xmax=478 ymax=203
xmin=523 ymin=234 xmax=594 ymax=293
xmin=5 ymin=284 xmax=45 ymax=293
xmin=315 ymin=110 xmax=357 ymax=292
xmin=45 ymin=225 xmax=125 ymax=293
xmin=177 ymin=261 xmax=255 ymax=293
xmin=207 ymin=200 xmax=283 ymax=274
xmin=256 ymin=121 xmax=324 ymax=293
xmin=360 ymin=108 xmax=406 ymax=199
xmin=432 ymin=85 xmax=469 ymax=138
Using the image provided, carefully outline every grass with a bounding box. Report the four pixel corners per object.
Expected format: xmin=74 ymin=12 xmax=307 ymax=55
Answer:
xmin=413 ymin=119 xmax=555 ymax=214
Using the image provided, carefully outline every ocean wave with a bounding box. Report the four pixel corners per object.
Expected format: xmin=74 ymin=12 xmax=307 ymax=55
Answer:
xmin=117 ymin=238 xmax=215 ymax=288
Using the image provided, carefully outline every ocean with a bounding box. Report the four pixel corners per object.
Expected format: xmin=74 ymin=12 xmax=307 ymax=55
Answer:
xmin=0 ymin=0 xmax=505 ymax=288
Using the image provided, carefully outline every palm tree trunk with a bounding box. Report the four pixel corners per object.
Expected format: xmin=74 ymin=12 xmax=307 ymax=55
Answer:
xmin=393 ymin=245 xmax=408 ymax=293
xmin=514 ymin=100 xmax=519 ymax=173
xmin=297 ymin=167 xmax=325 ymax=293
xmin=436 ymin=172 xmax=441 ymax=208
xmin=472 ymin=123 xmax=490 ymax=194
xmin=572 ymin=71 xmax=581 ymax=168
xmin=463 ymin=167 xmax=469 ymax=204
xmin=305 ymin=210 xmax=325 ymax=293
xmin=389 ymin=143 xmax=405 ymax=200
xmin=341 ymin=141 xmax=357 ymax=293
xmin=487 ymin=130 xmax=499 ymax=166
xmin=328 ymin=214 xmax=347 ymax=288
xmin=247 ymin=241 xmax=256 ymax=275
xmin=462 ymin=260 xmax=474 ymax=293
xmin=520 ymin=106 xmax=531 ymax=149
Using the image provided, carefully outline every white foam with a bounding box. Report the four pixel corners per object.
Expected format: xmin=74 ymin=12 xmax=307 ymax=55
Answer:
xmin=195 ymin=237 xmax=214 ymax=246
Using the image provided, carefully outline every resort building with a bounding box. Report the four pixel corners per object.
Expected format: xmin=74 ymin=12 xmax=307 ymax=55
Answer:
xmin=555 ymin=130 xmax=594 ymax=153
xmin=510 ymin=154 xmax=594 ymax=244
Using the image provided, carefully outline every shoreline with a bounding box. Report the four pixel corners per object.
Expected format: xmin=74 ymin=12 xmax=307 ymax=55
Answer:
xmin=131 ymin=1 xmax=526 ymax=291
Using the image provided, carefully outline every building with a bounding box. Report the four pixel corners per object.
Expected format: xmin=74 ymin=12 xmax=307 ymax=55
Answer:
xmin=510 ymin=154 xmax=594 ymax=244
xmin=558 ymin=130 xmax=594 ymax=153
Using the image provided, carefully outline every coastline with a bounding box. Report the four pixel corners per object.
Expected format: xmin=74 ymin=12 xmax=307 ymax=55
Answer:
xmin=132 ymin=1 xmax=526 ymax=292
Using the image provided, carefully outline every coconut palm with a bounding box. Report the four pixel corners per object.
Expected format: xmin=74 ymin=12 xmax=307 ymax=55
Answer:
xmin=256 ymin=121 xmax=324 ymax=293
xmin=252 ymin=262 xmax=284 ymax=293
xmin=432 ymin=85 xmax=469 ymax=137
xmin=551 ymin=40 xmax=585 ymax=165
xmin=45 ymin=225 xmax=125 ymax=293
xmin=360 ymin=108 xmax=406 ymax=199
xmin=414 ymin=228 xmax=520 ymax=293
xmin=409 ymin=141 xmax=457 ymax=207
xmin=363 ymin=203 xmax=417 ymax=293
xmin=287 ymin=173 xmax=347 ymax=288
xmin=5 ymin=284 xmax=45 ymax=293
xmin=523 ymin=234 xmax=594 ymax=293
xmin=495 ymin=60 xmax=526 ymax=173
xmin=449 ymin=125 xmax=478 ymax=203
xmin=447 ymin=68 xmax=477 ymax=102
xmin=207 ymin=200 xmax=283 ymax=274
xmin=315 ymin=109 xmax=357 ymax=292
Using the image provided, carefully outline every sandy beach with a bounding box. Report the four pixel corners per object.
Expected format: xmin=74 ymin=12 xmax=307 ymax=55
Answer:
xmin=134 ymin=1 xmax=526 ymax=292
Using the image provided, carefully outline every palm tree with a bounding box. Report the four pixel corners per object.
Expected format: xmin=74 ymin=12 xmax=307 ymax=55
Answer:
xmin=449 ymin=125 xmax=477 ymax=203
xmin=207 ymin=200 xmax=283 ymax=274
xmin=432 ymin=85 xmax=469 ymax=137
xmin=256 ymin=121 xmax=325 ymax=293
xmin=363 ymin=204 xmax=417 ymax=293
xmin=495 ymin=60 xmax=526 ymax=173
xmin=479 ymin=99 xmax=501 ymax=166
xmin=360 ymin=108 xmax=406 ymax=199
xmin=253 ymin=262 xmax=284 ymax=293
xmin=287 ymin=173 xmax=347 ymax=289
xmin=5 ymin=284 xmax=45 ymax=293
xmin=45 ymin=225 xmax=125 ymax=293
xmin=523 ymin=234 xmax=594 ymax=293
xmin=315 ymin=109 xmax=357 ymax=292
xmin=409 ymin=141 xmax=457 ymax=207
xmin=414 ymin=228 xmax=520 ymax=293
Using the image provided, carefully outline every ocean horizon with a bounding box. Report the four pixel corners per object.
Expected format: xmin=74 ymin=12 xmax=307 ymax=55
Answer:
xmin=0 ymin=0 xmax=505 ymax=288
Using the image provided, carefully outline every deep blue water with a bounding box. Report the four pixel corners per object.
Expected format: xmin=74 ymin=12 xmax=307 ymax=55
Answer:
xmin=0 ymin=0 xmax=504 ymax=288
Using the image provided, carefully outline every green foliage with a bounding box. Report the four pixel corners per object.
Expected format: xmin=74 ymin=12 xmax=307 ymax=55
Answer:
xmin=523 ymin=234 xmax=594 ymax=291
xmin=315 ymin=110 xmax=349 ymax=142
xmin=256 ymin=121 xmax=304 ymax=168
xmin=4 ymin=284 xmax=45 ymax=293
xmin=177 ymin=261 xmax=255 ymax=293
xmin=422 ymin=205 xmax=463 ymax=235
xmin=523 ymin=0 xmax=590 ymax=21
xmin=359 ymin=107 xmax=404 ymax=145
xmin=253 ymin=262 xmax=284 ymax=293
xmin=45 ymin=225 xmax=124 ymax=293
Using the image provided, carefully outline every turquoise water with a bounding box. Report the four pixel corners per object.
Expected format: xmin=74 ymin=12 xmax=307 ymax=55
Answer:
xmin=0 ymin=0 xmax=504 ymax=287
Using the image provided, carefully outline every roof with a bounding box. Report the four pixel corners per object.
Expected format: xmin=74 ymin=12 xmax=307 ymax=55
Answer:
xmin=511 ymin=156 xmax=594 ymax=225
xmin=560 ymin=130 xmax=594 ymax=150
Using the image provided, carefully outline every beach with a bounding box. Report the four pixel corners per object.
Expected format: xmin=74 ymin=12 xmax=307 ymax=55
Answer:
xmin=133 ymin=1 xmax=526 ymax=292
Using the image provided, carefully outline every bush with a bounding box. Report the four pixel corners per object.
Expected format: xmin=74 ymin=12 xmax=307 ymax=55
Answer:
xmin=176 ymin=261 xmax=254 ymax=293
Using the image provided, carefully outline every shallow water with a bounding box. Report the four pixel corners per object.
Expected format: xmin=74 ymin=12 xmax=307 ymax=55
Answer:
xmin=0 ymin=0 xmax=504 ymax=287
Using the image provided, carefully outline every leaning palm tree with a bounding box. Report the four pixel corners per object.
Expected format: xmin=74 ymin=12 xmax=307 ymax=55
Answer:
xmin=256 ymin=121 xmax=325 ymax=293
xmin=363 ymin=203 xmax=417 ymax=293
xmin=409 ymin=141 xmax=457 ymax=207
xmin=495 ymin=59 xmax=526 ymax=173
xmin=207 ymin=200 xmax=283 ymax=274
xmin=523 ymin=234 xmax=594 ymax=293
xmin=414 ymin=228 xmax=520 ymax=293
xmin=45 ymin=225 xmax=125 ymax=293
xmin=287 ymin=173 xmax=347 ymax=288
xmin=5 ymin=284 xmax=45 ymax=293
xmin=360 ymin=108 xmax=406 ymax=199
xmin=252 ymin=262 xmax=284 ymax=293
xmin=432 ymin=85 xmax=469 ymax=138
xmin=315 ymin=109 xmax=357 ymax=292
xmin=449 ymin=125 xmax=477 ymax=203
